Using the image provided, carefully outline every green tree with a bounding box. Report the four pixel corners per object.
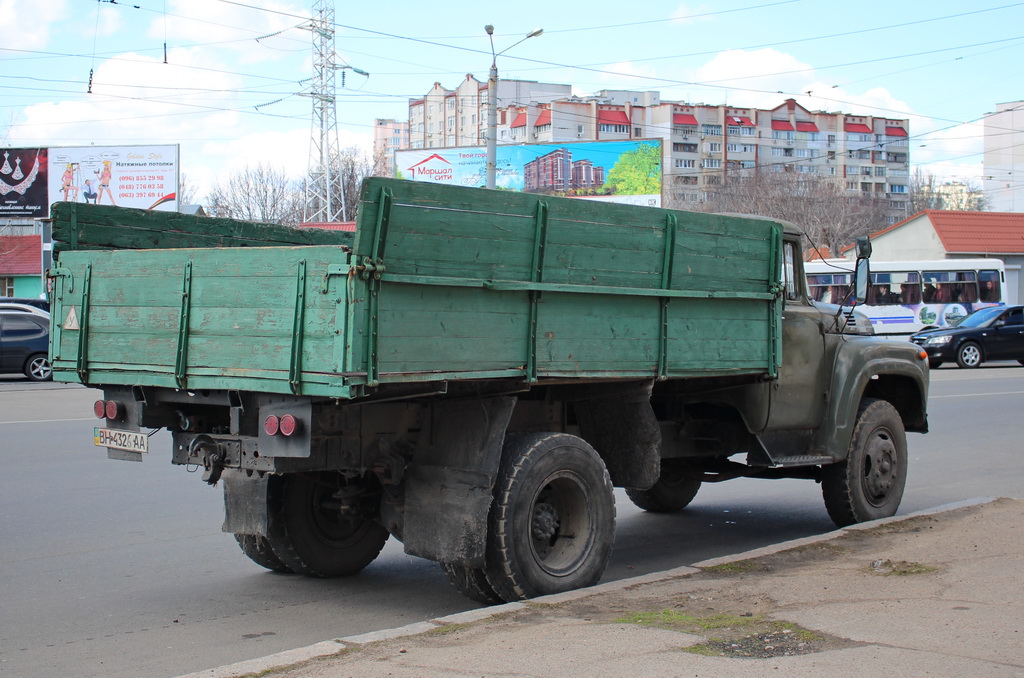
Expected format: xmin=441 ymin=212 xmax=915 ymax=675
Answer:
xmin=603 ymin=143 xmax=662 ymax=195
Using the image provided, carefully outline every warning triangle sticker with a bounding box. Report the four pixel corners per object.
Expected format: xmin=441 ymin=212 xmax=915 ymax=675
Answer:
xmin=64 ymin=306 xmax=80 ymax=330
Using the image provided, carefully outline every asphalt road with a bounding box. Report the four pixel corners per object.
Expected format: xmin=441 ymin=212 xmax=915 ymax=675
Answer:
xmin=1 ymin=363 xmax=1022 ymax=677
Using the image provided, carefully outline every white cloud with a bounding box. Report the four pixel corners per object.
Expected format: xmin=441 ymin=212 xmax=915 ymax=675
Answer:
xmin=0 ymin=0 xmax=68 ymax=50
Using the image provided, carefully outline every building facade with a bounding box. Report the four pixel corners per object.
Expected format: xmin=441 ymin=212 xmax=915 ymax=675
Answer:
xmin=983 ymin=101 xmax=1024 ymax=212
xmin=406 ymin=76 xmax=572 ymax=151
xmin=386 ymin=81 xmax=912 ymax=223
xmin=373 ymin=119 xmax=410 ymax=177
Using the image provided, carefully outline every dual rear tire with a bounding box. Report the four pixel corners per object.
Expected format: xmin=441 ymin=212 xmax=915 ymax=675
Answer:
xmin=234 ymin=472 xmax=390 ymax=578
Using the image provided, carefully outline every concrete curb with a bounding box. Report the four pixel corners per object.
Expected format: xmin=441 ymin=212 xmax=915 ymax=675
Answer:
xmin=175 ymin=497 xmax=999 ymax=678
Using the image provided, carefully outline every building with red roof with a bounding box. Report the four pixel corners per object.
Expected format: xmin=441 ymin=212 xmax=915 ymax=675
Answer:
xmin=0 ymin=235 xmax=44 ymax=298
xmin=843 ymin=210 xmax=1024 ymax=304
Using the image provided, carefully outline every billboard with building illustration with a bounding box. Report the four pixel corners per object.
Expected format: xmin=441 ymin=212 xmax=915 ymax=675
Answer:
xmin=395 ymin=139 xmax=662 ymax=207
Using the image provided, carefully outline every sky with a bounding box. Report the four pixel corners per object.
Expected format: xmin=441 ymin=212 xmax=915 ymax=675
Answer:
xmin=2 ymin=0 xmax=1023 ymax=199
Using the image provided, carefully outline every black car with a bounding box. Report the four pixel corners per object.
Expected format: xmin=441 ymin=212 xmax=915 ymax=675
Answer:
xmin=910 ymin=305 xmax=1024 ymax=369
xmin=0 ymin=311 xmax=52 ymax=381
xmin=0 ymin=297 xmax=50 ymax=313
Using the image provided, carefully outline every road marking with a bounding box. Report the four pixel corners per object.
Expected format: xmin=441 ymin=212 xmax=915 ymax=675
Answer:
xmin=930 ymin=391 xmax=1024 ymax=399
xmin=1 ymin=417 xmax=97 ymax=424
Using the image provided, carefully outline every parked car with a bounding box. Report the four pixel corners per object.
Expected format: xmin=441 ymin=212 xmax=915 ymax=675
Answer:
xmin=910 ymin=305 xmax=1024 ymax=369
xmin=0 ymin=297 xmax=50 ymax=313
xmin=0 ymin=301 xmax=50 ymax=317
xmin=0 ymin=311 xmax=52 ymax=381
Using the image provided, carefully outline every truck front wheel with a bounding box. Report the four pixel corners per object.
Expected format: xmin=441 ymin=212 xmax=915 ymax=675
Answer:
xmin=484 ymin=433 xmax=615 ymax=601
xmin=625 ymin=459 xmax=701 ymax=512
xmin=266 ymin=473 xmax=390 ymax=578
xmin=822 ymin=398 xmax=907 ymax=527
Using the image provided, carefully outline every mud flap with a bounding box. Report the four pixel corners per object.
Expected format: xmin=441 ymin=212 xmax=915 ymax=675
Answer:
xmin=221 ymin=470 xmax=271 ymax=537
xmin=573 ymin=381 xmax=661 ymax=489
xmin=402 ymin=396 xmax=516 ymax=567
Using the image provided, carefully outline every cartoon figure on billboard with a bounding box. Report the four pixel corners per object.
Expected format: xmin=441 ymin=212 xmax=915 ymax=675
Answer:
xmin=95 ymin=160 xmax=116 ymax=205
xmin=82 ymin=179 xmax=97 ymax=204
xmin=61 ymin=163 xmax=79 ymax=201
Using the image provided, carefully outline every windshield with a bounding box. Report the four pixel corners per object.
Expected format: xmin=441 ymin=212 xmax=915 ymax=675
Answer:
xmin=952 ymin=306 xmax=1004 ymax=328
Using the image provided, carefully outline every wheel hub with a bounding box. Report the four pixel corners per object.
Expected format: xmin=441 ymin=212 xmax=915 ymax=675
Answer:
xmin=863 ymin=432 xmax=897 ymax=503
xmin=531 ymin=502 xmax=559 ymax=543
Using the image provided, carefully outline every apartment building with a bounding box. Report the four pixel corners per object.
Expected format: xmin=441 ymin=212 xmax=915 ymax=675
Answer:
xmin=983 ymin=101 xmax=1024 ymax=212
xmin=390 ymin=81 xmax=911 ymax=221
xmin=373 ymin=119 xmax=410 ymax=177
xmin=407 ymin=76 xmax=572 ymax=150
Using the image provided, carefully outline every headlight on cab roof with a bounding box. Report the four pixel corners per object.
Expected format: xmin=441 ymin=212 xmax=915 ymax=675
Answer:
xmin=925 ymin=335 xmax=952 ymax=345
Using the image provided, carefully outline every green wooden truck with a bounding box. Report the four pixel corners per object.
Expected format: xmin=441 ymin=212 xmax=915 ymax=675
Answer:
xmin=47 ymin=178 xmax=929 ymax=603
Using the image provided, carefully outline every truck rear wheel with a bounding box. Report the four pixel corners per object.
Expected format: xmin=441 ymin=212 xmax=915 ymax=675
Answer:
xmin=625 ymin=459 xmax=701 ymax=512
xmin=822 ymin=398 xmax=907 ymax=527
xmin=234 ymin=534 xmax=293 ymax=573
xmin=440 ymin=563 xmax=505 ymax=605
xmin=266 ymin=473 xmax=390 ymax=578
xmin=484 ymin=433 xmax=615 ymax=601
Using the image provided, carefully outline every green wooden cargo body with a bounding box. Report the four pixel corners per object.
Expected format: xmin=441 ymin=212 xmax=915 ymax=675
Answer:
xmin=49 ymin=178 xmax=783 ymax=398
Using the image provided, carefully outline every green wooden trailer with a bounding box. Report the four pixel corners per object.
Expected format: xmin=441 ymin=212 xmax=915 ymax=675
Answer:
xmin=49 ymin=178 xmax=782 ymax=396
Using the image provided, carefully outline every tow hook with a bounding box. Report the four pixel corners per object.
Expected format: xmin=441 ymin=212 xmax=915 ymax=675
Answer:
xmin=189 ymin=435 xmax=226 ymax=485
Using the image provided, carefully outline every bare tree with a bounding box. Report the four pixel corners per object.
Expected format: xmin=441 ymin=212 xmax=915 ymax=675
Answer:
xmin=206 ymin=163 xmax=303 ymax=225
xmin=177 ymin=172 xmax=199 ymax=208
xmin=909 ymin=169 xmax=988 ymax=213
xmin=327 ymin=146 xmax=374 ymax=222
xmin=691 ymin=170 xmax=891 ymax=255
xmin=908 ymin=168 xmax=943 ymax=213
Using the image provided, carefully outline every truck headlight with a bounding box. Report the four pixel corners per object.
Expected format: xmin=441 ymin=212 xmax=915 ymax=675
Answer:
xmin=925 ymin=335 xmax=952 ymax=345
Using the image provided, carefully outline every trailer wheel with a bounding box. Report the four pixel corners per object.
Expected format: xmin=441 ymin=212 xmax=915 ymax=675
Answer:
xmin=234 ymin=534 xmax=293 ymax=574
xmin=484 ymin=433 xmax=615 ymax=601
xmin=625 ymin=459 xmax=701 ymax=512
xmin=266 ymin=473 xmax=389 ymax=578
xmin=440 ymin=563 xmax=505 ymax=605
xmin=822 ymin=398 xmax=907 ymax=527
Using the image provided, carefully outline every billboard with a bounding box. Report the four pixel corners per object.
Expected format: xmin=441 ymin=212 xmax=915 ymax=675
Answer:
xmin=0 ymin=148 xmax=49 ymax=218
xmin=395 ymin=139 xmax=663 ymax=207
xmin=46 ymin=144 xmax=179 ymax=212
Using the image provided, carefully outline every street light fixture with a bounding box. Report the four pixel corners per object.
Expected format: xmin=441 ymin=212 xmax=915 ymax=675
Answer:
xmin=485 ymin=25 xmax=543 ymax=189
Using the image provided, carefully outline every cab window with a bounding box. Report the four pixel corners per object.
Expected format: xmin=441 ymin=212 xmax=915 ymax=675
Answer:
xmin=782 ymin=241 xmax=799 ymax=301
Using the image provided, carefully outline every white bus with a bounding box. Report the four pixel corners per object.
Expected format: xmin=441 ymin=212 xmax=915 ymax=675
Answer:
xmin=806 ymin=258 xmax=1007 ymax=336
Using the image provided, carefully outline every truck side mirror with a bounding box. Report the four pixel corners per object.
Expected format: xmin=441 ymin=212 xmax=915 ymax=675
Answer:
xmin=856 ymin=236 xmax=872 ymax=258
xmin=854 ymin=256 xmax=870 ymax=304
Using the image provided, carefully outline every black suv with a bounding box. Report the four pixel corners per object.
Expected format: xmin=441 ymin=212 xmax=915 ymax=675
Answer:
xmin=0 ymin=311 xmax=52 ymax=380
xmin=910 ymin=305 xmax=1024 ymax=369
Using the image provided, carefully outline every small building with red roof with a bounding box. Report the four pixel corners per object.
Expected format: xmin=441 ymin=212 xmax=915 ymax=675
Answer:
xmin=843 ymin=210 xmax=1024 ymax=304
xmin=0 ymin=235 xmax=44 ymax=298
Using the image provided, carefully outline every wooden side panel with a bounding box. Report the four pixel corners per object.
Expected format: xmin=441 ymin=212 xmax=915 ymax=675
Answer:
xmin=50 ymin=201 xmax=352 ymax=252
xmin=51 ymin=246 xmax=352 ymax=395
xmin=355 ymin=178 xmax=781 ymax=383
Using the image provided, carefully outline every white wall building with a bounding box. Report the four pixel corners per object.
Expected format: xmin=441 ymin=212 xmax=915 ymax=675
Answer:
xmin=983 ymin=101 xmax=1024 ymax=212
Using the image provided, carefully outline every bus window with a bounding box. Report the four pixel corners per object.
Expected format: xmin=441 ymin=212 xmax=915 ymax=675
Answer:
xmin=923 ymin=271 xmax=977 ymax=304
xmin=979 ymin=270 xmax=1001 ymax=302
xmin=807 ymin=274 xmax=830 ymax=302
xmin=869 ymin=271 xmax=918 ymax=304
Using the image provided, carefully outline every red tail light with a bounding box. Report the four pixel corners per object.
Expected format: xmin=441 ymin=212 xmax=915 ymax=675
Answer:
xmin=263 ymin=415 xmax=280 ymax=436
xmin=279 ymin=414 xmax=300 ymax=436
xmin=105 ymin=401 xmax=123 ymax=420
xmin=95 ymin=400 xmax=124 ymax=419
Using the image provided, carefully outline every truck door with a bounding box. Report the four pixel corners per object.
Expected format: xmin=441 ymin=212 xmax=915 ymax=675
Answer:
xmin=766 ymin=240 xmax=829 ymax=430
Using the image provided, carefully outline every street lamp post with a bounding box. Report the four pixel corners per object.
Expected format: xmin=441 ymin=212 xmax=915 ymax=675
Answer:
xmin=485 ymin=25 xmax=542 ymax=189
